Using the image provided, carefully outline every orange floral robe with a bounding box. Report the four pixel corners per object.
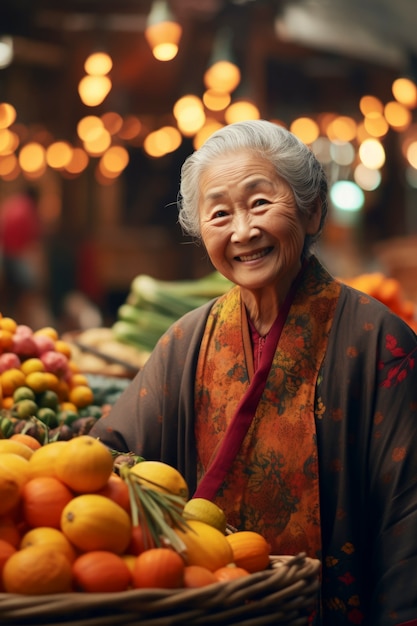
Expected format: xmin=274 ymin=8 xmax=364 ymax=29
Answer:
xmin=194 ymin=270 xmax=341 ymax=558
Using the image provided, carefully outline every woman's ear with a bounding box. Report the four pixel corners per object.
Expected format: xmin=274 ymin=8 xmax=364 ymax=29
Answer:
xmin=306 ymin=199 xmax=322 ymax=235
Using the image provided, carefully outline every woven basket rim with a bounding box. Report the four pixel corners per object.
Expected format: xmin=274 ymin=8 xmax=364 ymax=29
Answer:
xmin=0 ymin=553 xmax=321 ymax=626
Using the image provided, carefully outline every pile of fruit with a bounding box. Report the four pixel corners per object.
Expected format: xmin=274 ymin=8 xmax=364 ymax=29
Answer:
xmin=0 ymin=314 xmax=106 ymax=443
xmin=0 ymin=435 xmax=271 ymax=595
xmin=341 ymin=272 xmax=417 ymax=332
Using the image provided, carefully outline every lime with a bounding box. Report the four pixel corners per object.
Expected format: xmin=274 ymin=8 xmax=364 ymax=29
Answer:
xmin=13 ymin=386 xmax=36 ymax=403
xmin=37 ymin=390 xmax=59 ymax=411
xmin=57 ymin=409 xmax=79 ymax=427
xmin=15 ymin=399 xmax=39 ymax=419
xmin=78 ymin=405 xmax=102 ymax=419
xmin=36 ymin=407 xmax=58 ymax=428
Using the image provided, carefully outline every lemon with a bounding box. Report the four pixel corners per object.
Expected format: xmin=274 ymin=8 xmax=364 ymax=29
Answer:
xmin=183 ymin=498 xmax=227 ymax=534
xmin=129 ymin=460 xmax=189 ymax=501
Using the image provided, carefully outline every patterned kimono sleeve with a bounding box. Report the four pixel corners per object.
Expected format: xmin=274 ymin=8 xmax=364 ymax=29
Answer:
xmin=367 ymin=317 xmax=417 ymax=625
xmin=89 ymin=302 xmax=212 ymax=488
xmin=317 ymin=284 xmax=417 ymax=626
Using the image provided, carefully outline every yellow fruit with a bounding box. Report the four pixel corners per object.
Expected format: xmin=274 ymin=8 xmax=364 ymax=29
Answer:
xmin=20 ymin=527 xmax=77 ymax=564
xmin=61 ymin=494 xmax=132 ymax=554
xmin=54 ymin=340 xmax=72 ymax=359
xmin=28 ymin=441 xmax=69 ymax=479
xmin=183 ymin=498 xmax=227 ymax=534
xmin=25 ymin=371 xmax=51 ymax=393
xmin=0 ymin=439 xmax=33 ymax=460
xmin=173 ymin=519 xmax=233 ymax=572
xmin=0 ymin=317 xmax=17 ymax=333
xmin=33 ymin=326 xmax=58 ymax=341
xmin=129 ymin=460 xmax=189 ymax=500
xmin=0 ymin=454 xmax=31 ymax=516
xmin=20 ymin=358 xmax=45 ymax=376
xmin=3 ymin=544 xmax=72 ymax=594
xmin=0 ymin=369 xmax=26 ymax=396
xmin=68 ymin=384 xmax=94 ymax=408
xmin=55 ymin=435 xmax=113 ymax=493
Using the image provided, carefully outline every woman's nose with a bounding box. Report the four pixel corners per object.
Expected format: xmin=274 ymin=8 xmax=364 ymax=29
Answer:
xmin=230 ymin=214 xmax=260 ymax=242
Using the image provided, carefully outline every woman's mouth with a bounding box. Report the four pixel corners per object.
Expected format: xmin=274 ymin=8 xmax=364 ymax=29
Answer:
xmin=236 ymin=247 xmax=273 ymax=262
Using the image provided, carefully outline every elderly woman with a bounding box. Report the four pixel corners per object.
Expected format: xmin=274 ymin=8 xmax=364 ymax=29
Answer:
xmin=90 ymin=120 xmax=417 ymax=625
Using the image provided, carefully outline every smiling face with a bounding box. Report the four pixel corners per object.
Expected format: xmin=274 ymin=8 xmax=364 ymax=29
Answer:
xmin=199 ymin=150 xmax=321 ymax=296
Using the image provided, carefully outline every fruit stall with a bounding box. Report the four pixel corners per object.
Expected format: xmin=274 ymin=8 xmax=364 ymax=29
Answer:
xmin=0 ymin=267 xmax=416 ymax=624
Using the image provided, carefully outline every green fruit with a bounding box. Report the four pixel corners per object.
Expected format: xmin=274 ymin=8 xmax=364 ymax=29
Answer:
xmin=36 ymin=407 xmax=58 ymax=428
xmin=15 ymin=399 xmax=39 ymax=419
xmin=37 ymin=390 xmax=59 ymax=411
xmin=78 ymin=405 xmax=102 ymax=419
xmin=13 ymin=386 xmax=36 ymax=403
xmin=0 ymin=416 xmax=14 ymax=438
xmin=57 ymin=409 xmax=79 ymax=427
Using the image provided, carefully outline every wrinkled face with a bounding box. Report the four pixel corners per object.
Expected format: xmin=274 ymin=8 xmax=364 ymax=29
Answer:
xmin=198 ymin=150 xmax=320 ymax=291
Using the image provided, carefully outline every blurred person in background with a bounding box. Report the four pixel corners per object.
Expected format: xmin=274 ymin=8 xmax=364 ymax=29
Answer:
xmin=0 ymin=185 xmax=52 ymax=327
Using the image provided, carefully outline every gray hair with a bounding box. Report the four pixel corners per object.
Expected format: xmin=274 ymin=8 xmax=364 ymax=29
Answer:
xmin=177 ymin=119 xmax=328 ymax=254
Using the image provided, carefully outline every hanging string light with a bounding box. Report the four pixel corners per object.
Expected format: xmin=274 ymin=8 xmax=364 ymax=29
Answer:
xmin=204 ymin=26 xmax=241 ymax=93
xmin=78 ymin=51 xmax=113 ymax=107
xmin=145 ymin=0 xmax=182 ymax=62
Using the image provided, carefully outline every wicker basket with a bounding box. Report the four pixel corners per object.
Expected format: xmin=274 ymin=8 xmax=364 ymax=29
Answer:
xmin=0 ymin=554 xmax=320 ymax=626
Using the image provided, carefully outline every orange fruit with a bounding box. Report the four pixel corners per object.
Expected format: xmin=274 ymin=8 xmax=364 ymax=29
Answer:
xmin=0 ymin=368 xmax=26 ymax=396
xmin=0 ymin=317 xmax=17 ymax=333
xmin=3 ymin=544 xmax=73 ymax=594
xmin=2 ymin=396 xmax=14 ymax=409
xmin=41 ymin=371 xmax=60 ymax=392
xmin=128 ymin=523 xmax=156 ymax=555
xmin=55 ymin=379 xmax=70 ymax=401
xmin=95 ymin=472 xmax=131 ymax=513
xmin=10 ymin=433 xmax=42 ymax=451
xmin=72 ymin=551 xmax=132 ymax=592
xmin=54 ymin=340 xmax=72 ymax=359
xmin=121 ymin=554 xmax=136 ymax=573
xmin=0 ymin=439 xmax=33 ymax=460
xmin=67 ymin=360 xmax=80 ymax=374
xmin=183 ymin=564 xmax=217 ymax=588
xmin=129 ymin=460 xmax=189 ymax=500
xmin=214 ymin=564 xmax=250 ymax=582
xmin=173 ymin=520 xmax=233 ymax=572
xmin=132 ymin=548 xmax=185 ymax=589
xmin=0 ymin=329 xmax=14 ymax=351
xmin=68 ymin=373 xmax=89 ymax=388
xmin=0 ymin=538 xmax=16 ymax=591
xmin=33 ymin=326 xmax=58 ymax=341
xmin=59 ymin=400 xmax=77 ymax=413
xmin=20 ymin=526 xmax=77 ymax=564
xmin=21 ymin=476 xmax=74 ymax=529
xmin=0 ymin=516 xmax=21 ymax=548
xmin=225 ymin=531 xmax=270 ymax=573
xmin=28 ymin=441 xmax=69 ymax=479
xmin=61 ymin=494 xmax=132 ymax=554
xmin=0 ymin=453 xmax=31 ymax=516
xmin=55 ymin=435 xmax=113 ymax=493
xmin=68 ymin=384 xmax=94 ymax=408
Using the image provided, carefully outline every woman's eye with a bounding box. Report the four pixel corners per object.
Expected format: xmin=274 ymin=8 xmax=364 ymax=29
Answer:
xmin=213 ymin=209 xmax=228 ymax=218
xmin=253 ymin=198 xmax=268 ymax=207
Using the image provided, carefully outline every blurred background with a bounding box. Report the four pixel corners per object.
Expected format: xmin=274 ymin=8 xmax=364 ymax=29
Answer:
xmin=1 ymin=0 xmax=417 ymax=333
